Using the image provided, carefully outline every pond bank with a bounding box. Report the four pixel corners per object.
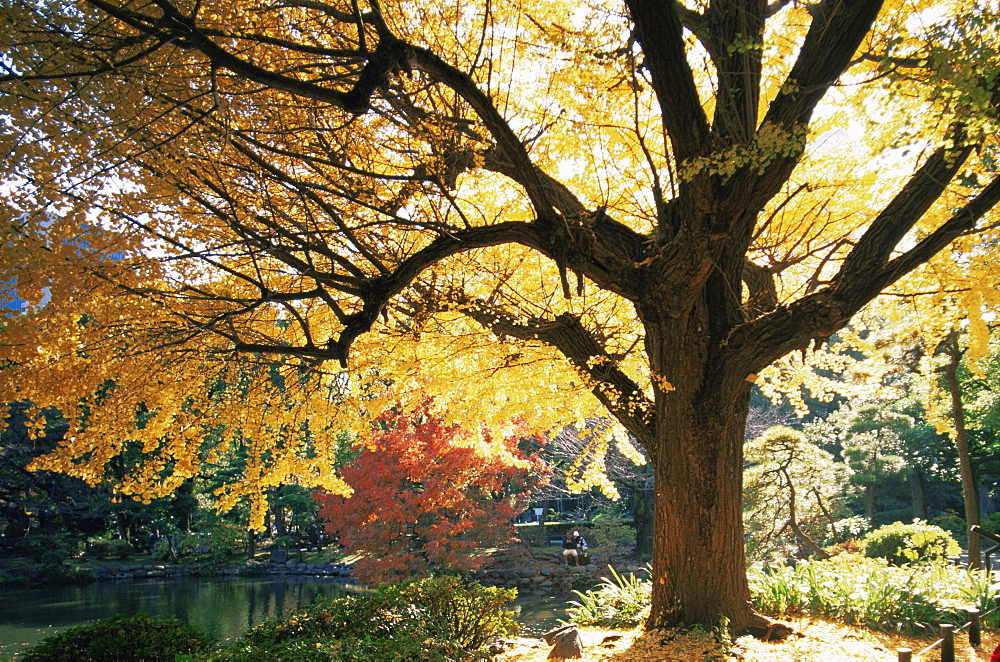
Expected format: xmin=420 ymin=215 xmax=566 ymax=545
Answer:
xmin=85 ymin=559 xmax=353 ymax=581
xmin=77 ymin=555 xmax=618 ymax=595
xmin=471 ymin=565 xmax=602 ymax=595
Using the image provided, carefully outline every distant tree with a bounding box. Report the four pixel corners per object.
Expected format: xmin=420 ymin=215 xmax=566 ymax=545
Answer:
xmin=745 ymin=392 xmax=798 ymax=440
xmin=930 ymin=332 xmax=982 ymax=566
xmin=0 ymin=402 xmax=111 ymax=540
xmin=840 ymin=405 xmax=911 ymax=520
xmin=267 ymin=484 xmax=319 ymax=539
xmin=744 ymin=426 xmax=849 ymax=562
xmin=315 ymin=402 xmax=548 ymax=584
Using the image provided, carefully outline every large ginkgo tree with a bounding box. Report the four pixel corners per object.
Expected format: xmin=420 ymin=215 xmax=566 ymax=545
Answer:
xmin=2 ymin=0 xmax=1000 ymax=633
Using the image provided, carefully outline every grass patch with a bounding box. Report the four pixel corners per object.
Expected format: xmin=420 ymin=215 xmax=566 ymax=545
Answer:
xmin=749 ymin=553 xmax=997 ymax=635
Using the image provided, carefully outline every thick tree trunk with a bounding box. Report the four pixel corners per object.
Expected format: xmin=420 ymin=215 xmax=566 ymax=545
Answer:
xmin=644 ymin=315 xmax=769 ymax=634
xmin=649 ymin=405 xmax=763 ymax=631
xmin=247 ymin=529 xmax=257 ymax=561
xmin=271 ymin=501 xmax=287 ymax=538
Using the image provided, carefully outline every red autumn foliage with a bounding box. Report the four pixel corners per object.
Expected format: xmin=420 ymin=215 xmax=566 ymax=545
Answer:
xmin=315 ymin=403 xmax=549 ymax=584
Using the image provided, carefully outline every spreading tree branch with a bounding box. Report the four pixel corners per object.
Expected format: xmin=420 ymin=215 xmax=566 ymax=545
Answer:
xmin=459 ymin=308 xmax=656 ymax=449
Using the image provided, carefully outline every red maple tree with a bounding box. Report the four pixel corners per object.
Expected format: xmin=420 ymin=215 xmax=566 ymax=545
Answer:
xmin=315 ymin=403 xmax=548 ymax=583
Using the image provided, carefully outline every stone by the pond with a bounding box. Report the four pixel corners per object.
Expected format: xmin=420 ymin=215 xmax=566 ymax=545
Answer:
xmin=544 ymin=623 xmax=583 ymax=659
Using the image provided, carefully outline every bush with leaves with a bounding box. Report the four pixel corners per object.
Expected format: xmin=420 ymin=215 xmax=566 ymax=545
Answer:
xmin=209 ymin=575 xmax=518 ymax=661
xmin=23 ymin=613 xmax=215 ymax=662
xmin=929 ymin=512 xmax=968 ymax=546
xmin=13 ymin=534 xmax=69 ymax=562
xmin=150 ymin=532 xmax=218 ymax=561
xmin=585 ymin=521 xmax=636 ymax=549
xmin=749 ymin=554 xmax=999 ymax=635
xmin=29 ymin=562 xmax=96 ymax=586
xmin=149 ymin=537 xmax=174 ymax=561
xmin=86 ymin=538 xmax=135 ymax=560
xmin=202 ymin=522 xmax=246 ymax=559
xmin=568 ymin=566 xmax=652 ymax=628
xmin=862 ymin=521 xmax=960 ymax=566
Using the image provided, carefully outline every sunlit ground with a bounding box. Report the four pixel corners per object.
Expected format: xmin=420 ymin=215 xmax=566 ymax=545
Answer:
xmin=495 ymin=618 xmax=995 ymax=661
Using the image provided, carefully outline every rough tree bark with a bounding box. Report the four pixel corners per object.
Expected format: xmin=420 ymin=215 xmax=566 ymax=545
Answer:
xmin=643 ymin=306 xmax=764 ymax=631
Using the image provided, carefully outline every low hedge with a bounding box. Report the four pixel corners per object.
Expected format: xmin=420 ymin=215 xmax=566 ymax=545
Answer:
xmin=862 ymin=521 xmax=960 ymax=566
xmin=23 ymin=613 xmax=215 ymax=662
xmin=209 ymin=575 xmax=517 ymax=661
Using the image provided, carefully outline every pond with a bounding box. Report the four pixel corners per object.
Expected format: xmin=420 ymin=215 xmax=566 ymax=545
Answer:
xmin=0 ymin=576 xmax=571 ymax=658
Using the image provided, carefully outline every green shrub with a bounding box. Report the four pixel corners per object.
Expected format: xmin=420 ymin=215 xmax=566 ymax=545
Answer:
xmin=862 ymin=521 xmax=960 ymax=566
xmin=586 ymin=521 xmax=636 ymax=549
xmin=204 ymin=522 xmax=245 ymax=558
xmin=749 ymin=554 xmax=997 ymax=635
xmin=930 ymin=512 xmax=968 ymax=545
xmin=0 ymin=567 xmax=30 ymax=587
xmin=13 ymin=535 xmax=67 ymax=562
xmin=981 ymin=511 xmax=1000 ymax=534
xmin=22 ymin=613 xmax=215 ymax=661
xmin=386 ymin=575 xmax=518 ymax=650
xmin=568 ymin=565 xmax=651 ymax=628
xmin=86 ymin=539 xmax=135 ymax=560
xmin=210 ymin=575 xmax=517 ymax=661
xmin=149 ymin=538 xmax=168 ymax=560
xmin=40 ymin=549 xmax=68 ymax=566
xmin=590 ymin=502 xmax=631 ymax=521
xmin=37 ymin=564 xmax=97 ymax=585
xmin=31 ymin=563 xmax=96 ymax=585
xmin=150 ymin=533 xmax=208 ymax=561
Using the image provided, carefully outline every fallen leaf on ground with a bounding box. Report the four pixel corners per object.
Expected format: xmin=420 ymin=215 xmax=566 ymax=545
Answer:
xmin=494 ymin=617 xmax=995 ymax=661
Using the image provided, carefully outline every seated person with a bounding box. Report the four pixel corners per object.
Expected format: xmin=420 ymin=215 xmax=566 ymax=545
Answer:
xmin=574 ymin=531 xmax=589 ymax=564
xmin=561 ymin=532 xmax=579 ymax=565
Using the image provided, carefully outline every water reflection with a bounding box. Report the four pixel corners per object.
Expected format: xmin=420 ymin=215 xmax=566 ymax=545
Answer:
xmin=0 ymin=576 xmax=361 ymax=657
xmin=512 ymin=595 xmax=572 ymax=637
xmin=0 ymin=577 xmax=571 ymax=657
